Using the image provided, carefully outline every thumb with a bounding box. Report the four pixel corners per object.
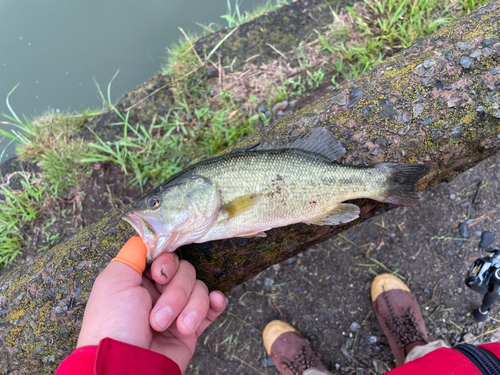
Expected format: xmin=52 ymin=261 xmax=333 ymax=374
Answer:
xmin=77 ymin=235 xmax=149 ymax=348
xmin=111 ymin=234 xmax=148 ymax=275
xmin=94 ymin=235 xmax=147 ymax=290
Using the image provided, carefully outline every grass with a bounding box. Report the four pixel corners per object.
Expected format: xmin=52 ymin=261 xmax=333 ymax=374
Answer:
xmin=0 ymin=171 xmax=44 ymax=265
xmin=179 ymin=0 xmax=488 ymax=112
xmin=82 ymin=70 xmax=255 ymax=188
xmin=1 ymin=86 xmax=101 ymax=196
xmin=200 ymin=0 xmax=290 ymax=32
xmin=0 ymin=89 xmax=100 ymax=266
xmin=286 ymin=0 xmax=488 ymax=90
xmin=296 ymin=0 xmax=454 ymax=83
xmin=460 ymin=0 xmax=491 ymax=13
xmin=0 ymin=167 xmax=72 ymax=266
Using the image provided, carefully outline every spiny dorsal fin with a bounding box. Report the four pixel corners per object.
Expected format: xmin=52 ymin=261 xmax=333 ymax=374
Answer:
xmin=286 ymin=127 xmax=345 ymax=161
xmin=221 ymin=193 xmax=262 ymax=219
xmin=243 ymin=127 xmax=345 ymax=162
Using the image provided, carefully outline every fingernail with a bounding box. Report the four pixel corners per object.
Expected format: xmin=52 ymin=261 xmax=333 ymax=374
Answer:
xmin=155 ymin=306 xmax=173 ymax=330
xmin=183 ymin=312 xmax=199 ymax=333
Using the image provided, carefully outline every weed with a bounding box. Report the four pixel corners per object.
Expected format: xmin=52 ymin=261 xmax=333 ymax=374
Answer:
xmin=287 ymin=76 xmax=306 ymax=96
xmin=317 ymin=33 xmax=337 ymax=54
xmin=295 ymin=0 xmax=462 ymax=83
xmin=248 ymin=112 xmax=271 ymax=128
xmin=272 ymin=85 xmax=288 ymax=103
xmin=221 ymin=0 xmax=290 ymax=29
xmin=220 ymin=0 xmax=243 ymax=28
xmin=248 ymin=93 xmax=260 ymax=105
xmin=83 ymin=74 xmax=255 ymax=189
xmin=306 ymin=69 xmax=326 ymax=88
xmin=0 ymin=171 xmax=44 ymax=266
xmin=2 ymin=86 xmax=100 ymax=196
xmin=330 ymin=74 xmax=339 ymax=86
xmin=460 ymin=0 xmax=490 ymax=13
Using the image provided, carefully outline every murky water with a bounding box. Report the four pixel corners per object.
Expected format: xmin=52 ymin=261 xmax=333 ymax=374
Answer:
xmin=0 ymin=0 xmax=265 ymax=159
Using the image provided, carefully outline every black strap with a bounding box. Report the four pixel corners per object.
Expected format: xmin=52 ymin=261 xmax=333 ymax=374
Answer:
xmin=454 ymin=344 xmax=500 ymax=375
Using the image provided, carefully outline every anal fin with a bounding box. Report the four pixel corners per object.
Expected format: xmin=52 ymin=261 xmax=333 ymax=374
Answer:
xmin=305 ymin=203 xmax=360 ymax=225
xmin=236 ymin=230 xmax=268 ymax=238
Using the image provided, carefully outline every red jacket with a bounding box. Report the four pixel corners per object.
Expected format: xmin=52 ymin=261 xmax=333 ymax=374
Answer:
xmin=55 ymin=338 xmax=181 ymax=375
xmin=57 ymin=338 xmax=500 ymax=374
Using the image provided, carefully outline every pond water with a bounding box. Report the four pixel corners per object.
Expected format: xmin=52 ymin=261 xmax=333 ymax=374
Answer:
xmin=0 ymin=0 xmax=266 ymax=159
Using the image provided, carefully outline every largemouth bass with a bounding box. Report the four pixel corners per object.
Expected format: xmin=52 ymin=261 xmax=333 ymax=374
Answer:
xmin=123 ymin=128 xmax=430 ymax=262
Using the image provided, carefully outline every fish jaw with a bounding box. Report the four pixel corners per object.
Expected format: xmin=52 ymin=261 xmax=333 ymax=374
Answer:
xmin=122 ymin=212 xmax=171 ymax=262
xmin=122 ymin=206 xmax=219 ymax=262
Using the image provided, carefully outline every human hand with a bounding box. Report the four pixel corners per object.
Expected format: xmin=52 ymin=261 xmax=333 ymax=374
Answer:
xmin=77 ymin=235 xmax=226 ymax=373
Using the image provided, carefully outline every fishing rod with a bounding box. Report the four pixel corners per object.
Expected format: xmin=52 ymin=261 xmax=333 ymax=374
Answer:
xmin=465 ymin=231 xmax=500 ymax=322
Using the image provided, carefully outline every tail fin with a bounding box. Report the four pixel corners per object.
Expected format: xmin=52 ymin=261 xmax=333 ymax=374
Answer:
xmin=375 ymin=163 xmax=431 ymax=206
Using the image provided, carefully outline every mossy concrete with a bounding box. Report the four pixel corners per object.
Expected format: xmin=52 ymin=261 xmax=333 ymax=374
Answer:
xmin=1 ymin=1 xmax=500 ymax=372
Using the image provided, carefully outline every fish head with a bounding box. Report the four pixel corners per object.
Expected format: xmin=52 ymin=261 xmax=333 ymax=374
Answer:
xmin=123 ymin=176 xmax=220 ymax=262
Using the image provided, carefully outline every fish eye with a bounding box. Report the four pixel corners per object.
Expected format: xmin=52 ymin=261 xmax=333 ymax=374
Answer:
xmin=147 ymin=195 xmax=161 ymax=209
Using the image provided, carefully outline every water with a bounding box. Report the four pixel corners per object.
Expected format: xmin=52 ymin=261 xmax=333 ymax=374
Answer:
xmin=0 ymin=0 xmax=265 ymax=160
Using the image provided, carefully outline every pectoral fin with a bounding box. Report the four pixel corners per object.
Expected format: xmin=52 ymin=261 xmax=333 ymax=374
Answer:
xmin=221 ymin=193 xmax=262 ymax=219
xmin=305 ymin=203 xmax=360 ymax=225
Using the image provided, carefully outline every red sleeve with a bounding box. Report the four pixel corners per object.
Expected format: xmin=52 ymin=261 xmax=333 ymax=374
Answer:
xmin=56 ymin=345 xmax=97 ymax=374
xmin=386 ymin=343 xmax=500 ymax=375
xmin=55 ymin=337 xmax=182 ymax=375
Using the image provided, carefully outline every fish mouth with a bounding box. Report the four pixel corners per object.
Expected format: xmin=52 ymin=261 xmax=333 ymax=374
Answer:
xmin=122 ymin=212 xmax=178 ymax=263
xmin=122 ymin=212 xmax=157 ymax=241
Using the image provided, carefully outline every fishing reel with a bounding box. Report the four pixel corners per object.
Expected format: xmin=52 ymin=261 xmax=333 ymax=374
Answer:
xmin=465 ymin=232 xmax=500 ymax=322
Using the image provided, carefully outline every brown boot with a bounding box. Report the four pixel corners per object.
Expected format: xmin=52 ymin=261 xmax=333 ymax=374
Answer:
xmin=371 ymin=274 xmax=429 ymax=366
xmin=263 ymin=320 xmax=330 ymax=375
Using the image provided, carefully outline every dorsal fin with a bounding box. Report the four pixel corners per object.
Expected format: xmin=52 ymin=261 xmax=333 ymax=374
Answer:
xmin=228 ymin=128 xmax=345 ymax=162
xmin=255 ymin=127 xmax=345 ymax=162
xmin=286 ymin=127 xmax=345 ymax=161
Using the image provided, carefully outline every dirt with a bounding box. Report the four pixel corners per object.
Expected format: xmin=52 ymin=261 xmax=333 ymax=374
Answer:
xmin=187 ymin=152 xmax=500 ymax=375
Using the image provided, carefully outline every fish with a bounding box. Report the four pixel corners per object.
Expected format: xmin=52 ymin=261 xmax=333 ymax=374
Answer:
xmin=123 ymin=127 xmax=430 ymax=262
